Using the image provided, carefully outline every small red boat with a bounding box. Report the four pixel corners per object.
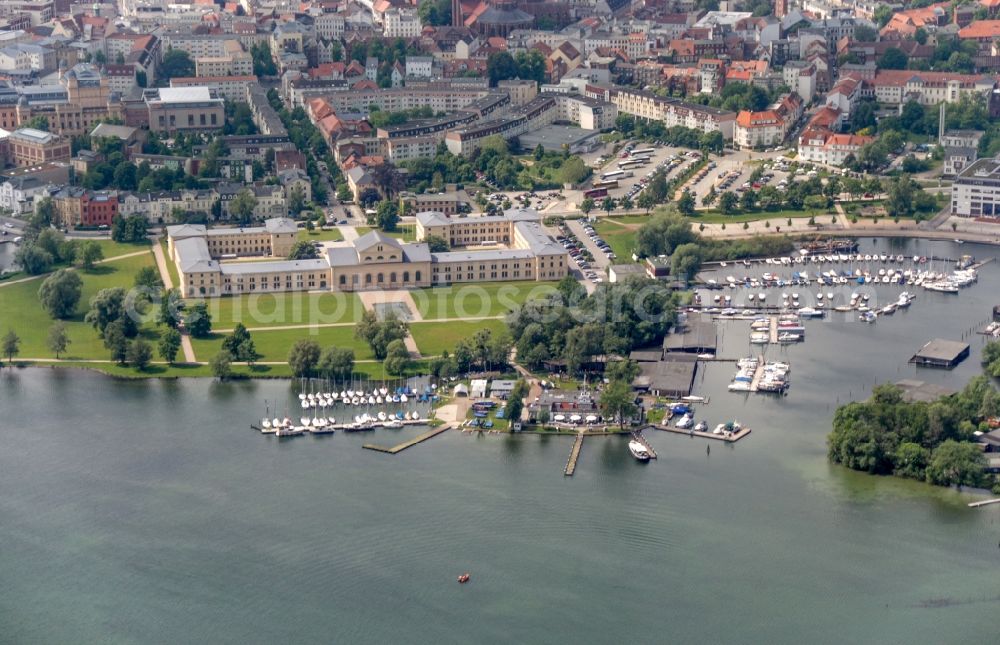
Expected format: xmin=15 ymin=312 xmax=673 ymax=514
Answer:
xmin=457 ymin=573 xmax=470 ymax=584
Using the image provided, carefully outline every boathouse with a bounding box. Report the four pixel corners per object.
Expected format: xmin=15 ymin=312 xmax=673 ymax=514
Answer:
xmin=633 ymin=356 xmax=697 ymax=398
xmin=909 ymin=339 xmax=970 ymax=369
xmin=663 ymin=317 xmax=717 ymax=355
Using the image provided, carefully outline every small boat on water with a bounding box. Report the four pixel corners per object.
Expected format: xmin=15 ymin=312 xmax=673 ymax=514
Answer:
xmin=694 ymin=420 xmax=708 ymax=432
xmin=675 ymin=414 xmax=694 ymax=429
xmin=628 ymin=440 xmax=652 ymax=462
xmin=458 ymin=573 xmax=471 ymax=584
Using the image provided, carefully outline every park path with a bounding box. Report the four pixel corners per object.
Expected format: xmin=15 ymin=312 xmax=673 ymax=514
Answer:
xmin=150 ymin=240 xmax=174 ymax=289
xmin=0 ymin=249 xmax=151 ymax=289
xmin=211 ymin=315 xmax=504 ymax=335
xmin=338 ymin=225 xmax=360 ymax=243
xmin=150 ymin=240 xmax=197 ymax=363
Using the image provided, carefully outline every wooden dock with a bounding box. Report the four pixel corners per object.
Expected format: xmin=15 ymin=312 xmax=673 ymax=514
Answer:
xmin=967 ymin=498 xmax=1000 ymax=508
xmin=564 ymin=433 xmax=585 ymax=476
xmin=363 ymin=425 xmax=451 ymax=454
xmin=768 ymin=316 xmax=778 ymax=344
xmin=748 ymin=355 xmax=766 ymax=393
xmin=655 ymin=424 xmax=752 ymax=443
xmin=969 ymin=257 xmax=994 ymax=271
xmin=630 ymin=432 xmax=657 ymax=459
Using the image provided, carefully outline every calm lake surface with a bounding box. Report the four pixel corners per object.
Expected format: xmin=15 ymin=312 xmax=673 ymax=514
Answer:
xmin=2 ymin=238 xmax=1000 ymax=644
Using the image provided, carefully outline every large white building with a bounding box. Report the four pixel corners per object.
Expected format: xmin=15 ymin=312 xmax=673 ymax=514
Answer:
xmin=595 ymin=86 xmax=737 ymax=139
xmin=952 ymin=156 xmax=1000 ymax=217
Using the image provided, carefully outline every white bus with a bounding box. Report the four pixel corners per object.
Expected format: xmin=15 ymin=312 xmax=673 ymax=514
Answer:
xmin=601 ymin=170 xmax=626 ymax=181
xmin=631 ymin=148 xmax=656 ymax=156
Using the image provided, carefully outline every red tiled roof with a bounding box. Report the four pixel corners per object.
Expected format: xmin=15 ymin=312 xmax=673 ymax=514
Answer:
xmin=959 ymin=20 xmax=1000 ymax=39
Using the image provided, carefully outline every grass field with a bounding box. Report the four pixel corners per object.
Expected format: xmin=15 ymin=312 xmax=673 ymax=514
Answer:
xmin=409 ymin=318 xmax=507 ymax=356
xmin=689 ymin=209 xmax=825 ymax=224
xmin=355 ymin=224 xmax=416 ymax=241
xmin=0 ymin=250 xmax=159 ymax=360
xmin=189 ymin=323 xmax=375 ymax=362
xmin=185 ymin=291 xmax=366 ymax=331
xmin=159 ymin=238 xmax=181 ymax=288
xmin=298 ymin=227 xmax=344 ymax=242
xmin=412 ymin=281 xmax=560 ymax=320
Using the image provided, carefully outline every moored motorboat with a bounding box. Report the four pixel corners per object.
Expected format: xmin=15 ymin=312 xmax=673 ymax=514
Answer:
xmin=628 ymin=440 xmax=651 ymax=462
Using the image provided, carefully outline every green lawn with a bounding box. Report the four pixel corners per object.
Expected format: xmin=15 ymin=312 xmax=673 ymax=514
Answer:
xmin=412 ymin=281 xmax=560 ymax=320
xmin=593 ymin=221 xmax=637 ymax=263
xmin=159 ymin=238 xmax=181 ymax=288
xmin=0 ymin=250 xmax=160 ymax=360
xmin=13 ymin=358 xmax=433 ymax=381
xmin=355 ymin=224 xmax=416 ymax=241
xmin=298 ymin=227 xmax=344 ymax=242
xmin=189 ymin=324 xmax=375 ymax=362
xmin=409 ymin=318 xmax=508 ymax=356
xmin=689 ymin=209 xmax=822 ymax=224
xmin=186 ymin=291 xmax=366 ymax=331
xmin=94 ymin=239 xmax=152 ymax=258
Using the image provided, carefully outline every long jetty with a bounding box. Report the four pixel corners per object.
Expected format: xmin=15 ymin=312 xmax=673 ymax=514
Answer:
xmin=654 ymin=424 xmax=751 ymax=443
xmin=564 ymin=433 xmax=585 ymax=476
xmin=363 ymin=425 xmax=451 ymax=454
xmin=968 ymin=498 xmax=1000 ymax=508
xmin=748 ymin=354 xmax=766 ymax=393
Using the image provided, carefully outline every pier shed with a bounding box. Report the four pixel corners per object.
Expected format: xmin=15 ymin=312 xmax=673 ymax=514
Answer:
xmin=490 ymin=379 xmax=516 ymax=398
xmin=663 ymin=317 xmax=717 ymax=355
xmin=909 ymin=339 xmax=970 ymax=369
xmin=633 ymin=356 xmax=697 ymax=398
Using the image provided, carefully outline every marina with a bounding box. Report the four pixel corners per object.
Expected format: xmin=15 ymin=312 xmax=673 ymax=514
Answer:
xmin=655 ymin=423 xmax=752 ymax=443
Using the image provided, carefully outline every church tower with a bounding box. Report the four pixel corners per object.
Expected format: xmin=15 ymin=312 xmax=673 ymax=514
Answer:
xmin=452 ymin=0 xmax=463 ymax=27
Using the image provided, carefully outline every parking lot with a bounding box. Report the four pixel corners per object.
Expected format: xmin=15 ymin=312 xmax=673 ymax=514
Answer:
xmin=559 ymin=218 xmax=617 ymax=286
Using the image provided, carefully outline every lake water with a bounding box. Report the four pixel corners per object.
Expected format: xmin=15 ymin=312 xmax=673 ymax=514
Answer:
xmin=0 ymin=240 xmax=16 ymax=273
xmin=2 ymin=238 xmax=999 ymax=644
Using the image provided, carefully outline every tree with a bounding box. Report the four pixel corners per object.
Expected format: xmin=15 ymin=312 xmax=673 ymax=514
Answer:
xmin=134 ymin=265 xmax=162 ymax=290
xmin=605 ymin=359 xmax=640 ymax=384
xmin=46 ymin=321 xmax=70 ymax=358
xmin=718 ymin=191 xmax=738 ymax=214
xmin=222 ymin=323 xmax=260 ymax=364
xmin=637 ymin=191 xmax=656 ymax=213
xmin=159 ymin=288 xmax=183 ymax=328
xmin=677 ymin=190 xmax=696 ymax=216
xmin=854 ymin=25 xmax=878 ymax=42
xmin=287 ymin=240 xmax=320 ymax=260
xmin=425 ymin=234 xmax=449 ymax=252
xmin=288 ymin=338 xmax=321 ymax=377
xmin=38 ymin=269 xmax=83 ymax=319
xmin=885 ymin=175 xmax=915 ymax=218
xmin=417 ymin=0 xmax=451 ymax=25
xmin=14 ymin=244 xmax=53 ymax=275
xmin=185 ymin=301 xmax=212 ymax=338
xmin=78 ymin=241 xmax=104 ymax=269
xmin=210 ymin=351 xmax=232 ymax=380
xmin=103 ymin=319 xmax=129 ymax=363
xmin=354 ymin=310 xmax=408 ymax=360
xmin=739 ymin=189 xmax=758 ymax=211
xmin=580 ymin=197 xmax=595 ymax=215
xmin=878 ymin=48 xmax=908 ymax=70
xmin=671 ymin=243 xmax=703 ymax=283
xmin=24 ymin=115 xmax=49 ymax=131
xmin=127 ymin=339 xmax=153 ymax=370
xmin=160 ymin=48 xmax=195 ymax=80
xmin=601 ymin=197 xmax=615 ymax=215
xmin=376 ymin=199 xmax=399 ymax=231
xmin=599 ymin=381 xmax=638 ymax=428
xmin=86 ymin=287 xmax=136 ymax=337
xmin=486 ymin=51 xmax=518 ymax=86
xmin=159 ymin=328 xmax=182 ymax=364
xmin=1 ymin=329 xmax=20 ymax=365
xmin=619 ymin=196 xmax=634 ymax=211
xmin=925 ymin=440 xmax=986 ymax=487
xmin=229 ymin=189 xmax=258 ymax=225
xmin=319 ymin=346 xmax=354 ymax=379
xmin=384 ymin=339 xmax=412 ymax=375
xmin=111 ymin=214 xmax=148 ymax=243
xmin=288 ymin=185 xmax=306 ymax=215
